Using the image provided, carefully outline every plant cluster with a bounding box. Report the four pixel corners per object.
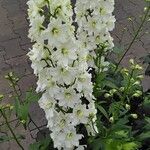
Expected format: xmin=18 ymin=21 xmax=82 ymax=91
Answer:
xmin=0 ymin=0 xmax=149 ymax=150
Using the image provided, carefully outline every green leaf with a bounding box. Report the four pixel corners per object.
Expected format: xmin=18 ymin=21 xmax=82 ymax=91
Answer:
xmin=145 ymin=117 xmax=150 ymax=125
xmin=14 ymin=96 xmax=21 ymax=114
xmin=122 ymin=142 xmax=139 ymax=150
xmin=18 ymin=104 xmax=29 ymax=121
xmin=96 ymin=104 xmax=109 ymax=120
xmin=104 ymin=139 xmax=122 ymax=150
xmin=29 ymin=137 xmax=52 ymax=150
xmin=139 ymin=131 xmax=150 ymax=140
xmin=144 ymin=96 xmax=150 ymax=105
xmin=104 ymin=79 xmax=118 ymax=89
xmin=25 ymin=89 xmax=40 ymax=103
xmin=104 ymin=139 xmax=139 ymax=150
xmin=114 ymin=130 xmax=129 ymax=139
xmin=111 ymin=117 xmax=131 ymax=131
xmin=90 ymin=138 xmax=104 ymax=150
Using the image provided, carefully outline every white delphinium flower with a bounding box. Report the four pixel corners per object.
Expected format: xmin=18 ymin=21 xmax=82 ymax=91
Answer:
xmin=49 ymin=0 xmax=73 ymax=21
xmin=76 ymin=0 xmax=115 ymax=66
xmin=51 ymin=126 xmax=83 ymax=149
xmin=27 ymin=0 xmax=114 ymax=149
xmin=74 ymin=72 xmax=93 ymax=100
xmin=51 ymin=40 xmax=77 ymax=67
xmin=84 ymin=16 xmax=104 ymax=35
xmin=75 ymin=0 xmax=115 ymax=138
xmin=55 ymin=87 xmax=81 ymax=108
xmin=28 ymin=43 xmax=49 ymax=61
xmin=41 ymin=18 xmax=74 ymax=47
xmin=86 ymin=102 xmax=98 ymax=136
xmin=28 ymin=16 xmax=45 ymax=42
xmin=93 ymin=0 xmax=115 ymax=16
xmin=36 ymin=69 xmax=60 ymax=97
xmin=29 ymin=59 xmax=46 ymax=75
xmin=76 ymin=145 xmax=87 ymax=150
xmin=38 ymin=92 xmax=56 ymax=122
xmin=71 ymin=103 xmax=89 ymax=125
xmin=27 ymin=0 xmax=46 ymax=42
xmin=49 ymin=66 xmax=76 ymax=85
xmin=94 ymin=31 xmax=114 ymax=49
xmin=51 ymin=112 xmax=71 ymax=131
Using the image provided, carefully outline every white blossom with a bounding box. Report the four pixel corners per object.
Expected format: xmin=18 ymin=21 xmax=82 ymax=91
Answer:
xmin=27 ymin=0 xmax=115 ymax=149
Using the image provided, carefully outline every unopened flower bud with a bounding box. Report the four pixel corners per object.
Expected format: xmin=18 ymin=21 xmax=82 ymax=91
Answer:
xmin=132 ymin=90 xmax=142 ymax=97
xmin=109 ymin=89 xmax=117 ymax=95
xmin=6 ymin=104 xmax=11 ymax=108
xmin=128 ymin=17 xmax=132 ymax=21
xmin=131 ymin=78 xmax=135 ymax=82
xmin=121 ymin=68 xmax=128 ymax=75
xmin=137 ymin=75 xmax=144 ymax=79
xmin=0 ymin=94 xmax=4 ymax=100
xmin=120 ymin=87 xmax=125 ymax=92
xmin=144 ymin=7 xmax=147 ymax=11
xmin=9 ymin=72 xmax=13 ymax=77
xmin=131 ymin=114 xmax=138 ymax=119
xmin=5 ymin=75 xmax=9 ymax=79
xmin=15 ymin=78 xmax=19 ymax=82
xmin=20 ymin=120 xmax=26 ymax=124
xmin=9 ymin=83 xmax=13 ymax=87
xmin=109 ymin=117 xmax=114 ymax=123
xmin=135 ymin=64 xmax=142 ymax=70
xmin=129 ymin=59 xmax=134 ymax=65
xmin=104 ymin=93 xmax=111 ymax=98
xmin=125 ymin=104 xmax=130 ymax=110
xmin=9 ymin=94 xmax=12 ymax=98
xmin=133 ymin=81 xmax=140 ymax=85
xmin=10 ymin=105 xmax=14 ymax=110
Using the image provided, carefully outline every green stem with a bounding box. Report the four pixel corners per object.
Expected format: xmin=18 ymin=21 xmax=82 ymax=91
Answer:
xmin=115 ymin=6 xmax=150 ymax=72
xmin=122 ymin=69 xmax=134 ymax=102
xmin=96 ymin=45 xmax=105 ymax=75
xmin=9 ymin=76 xmax=42 ymax=133
xmin=0 ymin=109 xmax=24 ymax=150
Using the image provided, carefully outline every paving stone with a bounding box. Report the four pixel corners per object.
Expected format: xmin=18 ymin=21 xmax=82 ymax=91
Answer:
xmin=114 ymin=0 xmax=129 ymax=21
xmin=5 ymin=55 xmax=33 ymax=76
xmin=130 ymin=41 xmax=148 ymax=59
xmin=15 ymin=27 xmax=31 ymax=45
xmin=10 ymin=13 xmax=28 ymax=31
xmin=18 ymin=74 xmax=36 ymax=92
xmin=0 ymin=119 xmax=34 ymax=150
xmin=121 ymin=0 xmax=146 ymax=18
xmin=0 ymin=23 xmax=18 ymax=42
xmin=29 ymin=103 xmax=47 ymax=130
xmin=21 ymin=43 xmax=32 ymax=52
xmin=140 ymin=32 xmax=150 ymax=52
xmin=1 ymin=0 xmax=18 ymax=5
xmin=0 ymin=61 xmax=10 ymax=73
xmin=0 ymin=75 xmax=12 ymax=94
xmin=0 ymin=4 xmax=8 ymax=24
xmin=2 ymin=2 xmax=23 ymax=19
xmin=0 ymin=39 xmax=25 ymax=59
xmin=142 ymin=76 xmax=150 ymax=92
xmin=18 ymin=0 xmax=28 ymax=13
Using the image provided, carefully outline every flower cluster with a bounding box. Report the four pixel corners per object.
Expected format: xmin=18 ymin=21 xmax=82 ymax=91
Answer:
xmin=27 ymin=0 xmax=115 ymax=149
xmin=27 ymin=0 xmax=98 ymax=149
xmin=76 ymin=0 xmax=115 ymax=70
